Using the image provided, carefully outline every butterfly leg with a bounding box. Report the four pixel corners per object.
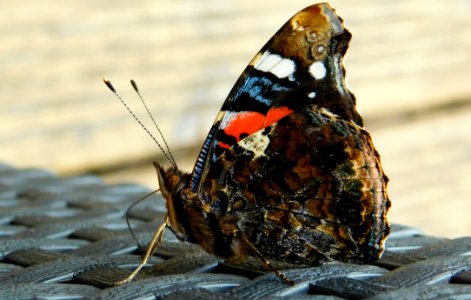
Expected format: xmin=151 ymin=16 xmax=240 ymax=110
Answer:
xmin=236 ymin=230 xmax=295 ymax=285
xmin=114 ymin=218 xmax=168 ymax=285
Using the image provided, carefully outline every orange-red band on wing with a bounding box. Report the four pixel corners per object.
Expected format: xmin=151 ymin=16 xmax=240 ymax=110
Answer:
xmin=221 ymin=106 xmax=293 ymax=149
xmin=264 ymin=106 xmax=293 ymax=127
xmin=218 ymin=141 xmax=231 ymax=150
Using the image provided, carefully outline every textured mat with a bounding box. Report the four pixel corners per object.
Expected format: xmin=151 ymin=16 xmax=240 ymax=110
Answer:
xmin=0 ymin=163 xmax=470 ymax=299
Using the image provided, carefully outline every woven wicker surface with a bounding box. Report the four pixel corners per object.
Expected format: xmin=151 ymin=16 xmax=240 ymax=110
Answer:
xmin=1 ymin=163 xmax=470 ymax=299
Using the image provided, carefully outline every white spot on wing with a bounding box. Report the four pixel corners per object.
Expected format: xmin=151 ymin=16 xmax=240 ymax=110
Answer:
xmin=291 ymin=20 xmax=305 ymax=32
xmin=308 ymin=91 xmax=316 ymax=99
xmin=238 ymin=129 xmax=270 ymax=158
xmin=309 ymin=61 xmax=326 ymax=80
xmin=254 ymin=51 xmax=296 ymax=78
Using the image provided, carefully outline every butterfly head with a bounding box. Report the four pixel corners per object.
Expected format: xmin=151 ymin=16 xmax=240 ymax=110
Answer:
xmin=154 ymin=161 xmax=189 ymax=238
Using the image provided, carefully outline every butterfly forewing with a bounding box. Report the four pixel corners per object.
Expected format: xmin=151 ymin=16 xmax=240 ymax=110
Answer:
xmin=189 ymin=3 xmax=363 ymax=192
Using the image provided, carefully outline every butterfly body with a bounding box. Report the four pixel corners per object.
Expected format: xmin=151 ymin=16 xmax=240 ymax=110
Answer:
xmin=156 ymin=2 xmax=390 ymax=274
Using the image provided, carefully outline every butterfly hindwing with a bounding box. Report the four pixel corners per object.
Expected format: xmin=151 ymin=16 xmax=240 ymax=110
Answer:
xmin=198 ymin=106 xmax=390 ymax=264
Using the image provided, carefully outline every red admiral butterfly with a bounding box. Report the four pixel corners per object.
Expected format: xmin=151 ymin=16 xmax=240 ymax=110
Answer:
xmin=105 ymin=2 xmax=390 ymax=285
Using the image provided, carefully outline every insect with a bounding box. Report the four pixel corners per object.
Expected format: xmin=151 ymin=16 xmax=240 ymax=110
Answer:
xmin=105 ymin=2 xmax=390 ymax=285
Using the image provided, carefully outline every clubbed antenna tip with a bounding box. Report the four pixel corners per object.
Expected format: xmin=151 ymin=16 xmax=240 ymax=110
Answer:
xmin=130 ymin=79 xmax=139 ymax=93
xmin=103 ymin=77 xmax=116 ymax=93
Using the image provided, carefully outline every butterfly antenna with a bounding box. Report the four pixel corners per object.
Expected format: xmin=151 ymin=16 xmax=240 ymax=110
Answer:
xmin=130 ymin=79 xmax=178 ymax=169
xmin=103 ymin=77 xmax=177 ymax=169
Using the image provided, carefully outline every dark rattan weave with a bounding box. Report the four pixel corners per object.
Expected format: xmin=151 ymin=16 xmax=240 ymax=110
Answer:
xmin=0 ymin=163 xmax=470 ymax=299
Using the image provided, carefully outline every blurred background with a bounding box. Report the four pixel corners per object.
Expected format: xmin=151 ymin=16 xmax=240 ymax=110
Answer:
xmin=1 ymin=0 xmax=470 ymax=238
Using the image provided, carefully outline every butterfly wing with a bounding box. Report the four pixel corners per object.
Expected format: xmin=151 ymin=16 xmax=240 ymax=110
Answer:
xmin=189 ymin=3 xmax=362 ymax=192
xmin=200 ymin=106 xmax=390 ymax=264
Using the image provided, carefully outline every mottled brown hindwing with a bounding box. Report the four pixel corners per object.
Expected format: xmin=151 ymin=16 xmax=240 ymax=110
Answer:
xmin=199 ymin=106 xmax=390 ymax=265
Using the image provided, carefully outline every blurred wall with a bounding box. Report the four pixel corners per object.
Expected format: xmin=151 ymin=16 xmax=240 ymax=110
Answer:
xmin=1 ymin=0 xmax=470 ymax=237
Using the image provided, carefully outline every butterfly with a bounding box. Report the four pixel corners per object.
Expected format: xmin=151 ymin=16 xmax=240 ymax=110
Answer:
xmin=105 ymin=2 xmax=390 ymax=285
